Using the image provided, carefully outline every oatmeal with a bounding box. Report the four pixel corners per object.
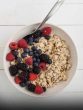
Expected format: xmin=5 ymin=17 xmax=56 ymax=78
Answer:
xmin=6 ymin=26 xmax=71 ymax=95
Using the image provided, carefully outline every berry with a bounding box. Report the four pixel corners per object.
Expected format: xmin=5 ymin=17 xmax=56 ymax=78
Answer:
xmin=29 ymin=51 xmax=33 ymax=56
xmin=27 ymin=83 xmax=36 ymax=92
xmin=17 ymin=63 xmax=27 ymax=71
xmin=33 ymin=62 xmax=39 ymax=67
xmin=44 ymin=35 xmax=51 ymax=40
xmin=19 ymin=71 xmax=29 ymax=81
xmin=39 ymin=54 xmax=49 ymax=63
xmin=33 ymin=66 xmax=40 ymax=74
xmin=33 ymin=57 xmax=36 ymax=62
xmin=15 ymin=76 xmax=22 ymax=84
xmin=37 ymin=49 xmax=42 ymax=55
xmin=39 ymin=63 xmax=46 ymax=71
xmin=25 ymin=57 xmax=33 ymax=65
xmin=47 ymin=59 xmax=52 ymax=64
xmin=34 ymin=85 xmax=44 ymax=94
xmin=18 ymin=39 xmax=28 ymax=48
xmin=24 ymin=48 xmax=30 ymax=53
xmin=20 ymin=82 xmax=27 ymax=87
xmin=16 ymin=57 xmax=22 ymax=63
xmin=6 ymin=52 xmax=15 ymax=61
xmin=29 ymin=73 xmax=38 ymax=81
xmin=36 ymin=59 xmax=40 ymax=63
xmin=9 ymin=65 xmax=18 ymax=76
xmin=33 ymin=30 xmax=42 ymax=37
xmin=41 ymin=27 xmax=52 ymax=35
xmin=31 ymin=46 xmax=37 ymax=51
xmin=34 ymin=53 xmax=39 ymax=58
xmin=21 ymin=53 xmax=27 ymax=58
xmin=34 ymin=38 xmax=39 ymax=43
xmin=12 ymin=50 xmax=18 ymax=57
xmin=28 ymin=37 xmax=33 ymax=45
xmin=9 ymin=42 xmax=18 ymax=50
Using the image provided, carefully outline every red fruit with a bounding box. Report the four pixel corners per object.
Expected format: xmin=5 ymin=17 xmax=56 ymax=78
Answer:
xmin=18 ymin=39 xmax=28 ymax=48
xmin=9 ymin=42 xmax=18 ymax=50
xmin=39 ymin=63 xmax=46 ymax=71
xmin=15 ymin=76 xmax=22 ymax=84
xmin=29 ymin=73 xmax=38 ymax=81
xmin=41 ymin=27 xmax=52 ymax=35
xmin=6 ymin=52 xmax=15 ymax=61
xmin=25 ymin=57 xmax=33 ymax=65
xmin=35 ymin=85 xmax=44 ymax=94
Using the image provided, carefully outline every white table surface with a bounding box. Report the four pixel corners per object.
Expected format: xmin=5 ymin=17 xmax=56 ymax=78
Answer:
xmin=0 ymin=0 xmax=83 ymax=107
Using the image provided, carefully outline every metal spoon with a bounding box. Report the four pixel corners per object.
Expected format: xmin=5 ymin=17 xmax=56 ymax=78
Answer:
xmin=25 ymin=0 xmax=65 ymax=36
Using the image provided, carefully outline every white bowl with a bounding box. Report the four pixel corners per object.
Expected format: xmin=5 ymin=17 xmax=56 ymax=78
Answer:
xmin=3 ymin=23 xmax=78 ymax=97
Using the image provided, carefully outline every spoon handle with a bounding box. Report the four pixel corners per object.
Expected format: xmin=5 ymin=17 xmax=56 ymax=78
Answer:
xmin=36 ymin=0 xmax=65 ymax=31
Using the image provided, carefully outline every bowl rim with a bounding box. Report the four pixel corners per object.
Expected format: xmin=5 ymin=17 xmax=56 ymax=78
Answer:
xmin=3 ymin=23 xmax=78 ymax=97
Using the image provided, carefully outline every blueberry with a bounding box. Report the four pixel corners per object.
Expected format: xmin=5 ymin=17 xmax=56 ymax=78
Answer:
xmin=34 ymin=38 xmax=39 ymax=43
xmin=33 ymin=62 xmax=39 ymax=67
xmin=33 ymin=30 xmax=42 ymax=37
xmin=47 ymin=59 xmax=52 ymax=64
xmin=36 ymin=59 xmax=40 ymax=63
xmin=34 ymin=53 xmax=39 ymax=58
xmin=33 ymin=57 xmax=36 ymax=62
xmin=31 ymin=46 xmax=37 ymax=51
xmin=28 ymin=37 xmax=33 ymax=45
xmin=29 ymin=51 xmax=33 ymax=56
xmin=21 ymin=53 xmax=27 ymax=58
xmin=20 ymin=82 xmax=27 ymax=87
xmin=17 ymin=57 xmax=22 ymax=63
xmin=12 ymin=50 xmax=18 ymax=57
xmin=24 ymin=48 xmax=30 ymax=53
xmin=37 ymin=49 xmax=42 ymax=54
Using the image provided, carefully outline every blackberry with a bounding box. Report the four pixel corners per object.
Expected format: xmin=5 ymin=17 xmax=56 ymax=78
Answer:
xmin=9 ymin=65 xmax=18 ymax=76
xmin=17 ymin=63 xmax=28 ymax=71
xmin=39 ymin=54 xmax=50 ymax=63
xmin=33 ymin=66 xmax=40 ymax=74
xmin=27 ymin=83 xmax=36 ymax=92
xmin=19 ymin=72 xmax=29 ymax=82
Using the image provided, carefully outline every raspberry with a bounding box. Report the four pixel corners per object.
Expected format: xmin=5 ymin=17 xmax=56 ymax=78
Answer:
xmin=6 ymin=52 xmax=15 ymax=61
xmin=15 ymin=76 xmax=22 ymax=84
xmin=9 ymin=65 xmax=18 ymax=76
xmin=9 ymin=42 xmax=18 ymax=50
xmin=39 ymin=62 xmax=46 ymax=71
xmin=25 ymin=57 xmax=33 ymax=65
xmin=34 ymin=85 xmax=44 ymax=94
xmin=41 ymin=27 xmax=52 ymax=35
xmin=18 ymin=39 xmax=28 ymax=48
xmin=29 ymin=73 xmax=38 ymax=81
